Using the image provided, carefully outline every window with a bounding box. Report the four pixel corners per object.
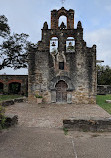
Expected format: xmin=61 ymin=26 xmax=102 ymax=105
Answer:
xmin=66 ymin=37 xmax=75 ymax=52
xmin=59 ymin=16 xmax=67 ymax=29
xmin=50 ymin=37 xmax=58 ymax=54
xmin=59 ymin=62 xmax=64 ymax=70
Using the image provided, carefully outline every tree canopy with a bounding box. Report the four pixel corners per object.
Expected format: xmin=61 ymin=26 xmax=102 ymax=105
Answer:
xmin=0 ymin=15 xmax=29 ymax=70
xmin=0 ymin=15 xmax=10 ymax=38
xmin=97 ymin=65 xmax=111 ymax=85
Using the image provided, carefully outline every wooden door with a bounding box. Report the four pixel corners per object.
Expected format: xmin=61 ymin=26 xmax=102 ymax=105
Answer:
xmin=56 ymin=81 xmax=68 ymax=102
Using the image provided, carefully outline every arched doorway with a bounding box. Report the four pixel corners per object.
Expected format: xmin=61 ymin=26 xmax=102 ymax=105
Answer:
xmin=0 ymin=82 xmax=4 ymax=93
xmin=9 ymin=82 xmax=21 ymax=94
xmin=55 ymin=80 xmax=68 ymax=102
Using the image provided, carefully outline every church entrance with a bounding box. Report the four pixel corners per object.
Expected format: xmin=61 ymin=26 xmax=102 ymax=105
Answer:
xmin=55 ymin=80 xmax=68 ymax=102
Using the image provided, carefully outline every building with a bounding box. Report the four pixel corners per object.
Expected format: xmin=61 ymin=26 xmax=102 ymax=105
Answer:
xmin=28 ymin=7 xmax=97 ymax=104
xmin=0 ymin=75 xmax=28 ymax=96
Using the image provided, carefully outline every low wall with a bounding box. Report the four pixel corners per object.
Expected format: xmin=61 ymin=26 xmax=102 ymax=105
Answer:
xmin=63 ymin=117 xmax=111 ymax=132
xmin=97 ymin=85 xmax=111 ymax=95
xmin=0 ymin=97 xmax=27 ymax=107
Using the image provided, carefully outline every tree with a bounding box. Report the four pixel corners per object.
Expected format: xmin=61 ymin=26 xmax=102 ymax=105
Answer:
xmin=0 ymin=15 xmax=10 ymax=38
xmin=97 ymin=65 xmax=111 ymax=85
xmin=0 ymin=15 xmax=29 ymax=70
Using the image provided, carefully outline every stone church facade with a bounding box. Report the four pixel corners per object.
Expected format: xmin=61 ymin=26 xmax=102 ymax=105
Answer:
xmin=28 ymin=7 xmax=97 ymax=104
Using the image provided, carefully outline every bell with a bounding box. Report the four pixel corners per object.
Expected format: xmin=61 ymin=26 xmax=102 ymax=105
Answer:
xmin=69 ymin=42 xmax=72 ymax=46
xmin=52 ymin=42 xmax=56 ymax=46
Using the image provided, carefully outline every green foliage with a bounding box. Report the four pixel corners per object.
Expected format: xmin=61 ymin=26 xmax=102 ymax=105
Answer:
xmin=97 ymin=65 xmax=111 ymax=85
xmin=96 ymin=95 xmax=111 ymax=114
xmin=0 ymin=15 xmax=29 ymax=70
xmin=0 ymin=105 xmax=6 ymax=129
xmin=0 ymin=33 xmax=29 ymax=70
xmin=0 ymin=15 xmax=10 ymax=38
xmin=0 ymin=95 xmax=22 ymax=101
xmin=63 ymin=127 xmax=68 ymax=135
xmin=35 ymin=94 xmax=43 ymax=98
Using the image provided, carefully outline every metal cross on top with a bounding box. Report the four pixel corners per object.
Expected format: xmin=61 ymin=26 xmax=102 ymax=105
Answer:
xmin=61 ymin=0 xmax=65 ymax=6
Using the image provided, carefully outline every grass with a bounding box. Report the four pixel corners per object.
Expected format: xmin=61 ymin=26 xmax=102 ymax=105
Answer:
xmin=96 ymin=94 xmax=111 ymax=114
xmin=63 ymin=127 xmax=68 ymax=135
xmin=0 ymin=95 xmax=23 ymax=102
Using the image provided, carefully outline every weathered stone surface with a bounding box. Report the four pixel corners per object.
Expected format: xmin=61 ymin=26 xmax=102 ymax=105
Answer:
xmin=28 ymin=7 xmax=97 ymax=104
xmin=63 ymin=117 xmax=111 ymax=132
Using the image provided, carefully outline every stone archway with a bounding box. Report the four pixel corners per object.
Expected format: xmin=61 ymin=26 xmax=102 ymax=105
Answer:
xmin=0 ymin=82 xmax=4 ymax=93
xmin=55 ymin=80 xmax=68 ymax=102
xmin=9 ymin=82 xmax=21 ymax=94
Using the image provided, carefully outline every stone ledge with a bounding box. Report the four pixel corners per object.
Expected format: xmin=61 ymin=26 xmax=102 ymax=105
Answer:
xmin=106 ymin=100 xmax=111 ymax=103
xmin=4 ymin=114 xmax=18 ymax=128
xmin=63 ymin=117 xmax=111 ymax=132
xmin=14 ymin=97 xmax=27 ymax=103
xmin=0 ymin=97 xmax=27 ymax=107
xmin=1 ymin=100 xmax=14 ymax=107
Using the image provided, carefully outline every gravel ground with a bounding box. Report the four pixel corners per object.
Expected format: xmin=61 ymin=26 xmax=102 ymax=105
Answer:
xmin=5 ymin=103 xmax=111 ymax=128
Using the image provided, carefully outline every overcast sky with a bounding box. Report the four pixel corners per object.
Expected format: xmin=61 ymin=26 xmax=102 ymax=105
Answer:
xmin=0 ymin=0 xmax=111 ymax=74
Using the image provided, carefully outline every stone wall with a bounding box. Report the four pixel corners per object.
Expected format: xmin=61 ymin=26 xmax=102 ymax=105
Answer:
xmin=28 ymin=7 xmax=97 ymax=104
xmin=0 ymin=75 xmax=28 ymax=95
xmin=97 ymin=85 xmax=111 ymax=95
xmin=63 ymin=118 xmax=111 ymax=132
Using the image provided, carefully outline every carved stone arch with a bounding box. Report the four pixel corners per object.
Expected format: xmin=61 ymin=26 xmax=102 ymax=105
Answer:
xmin=49 ymin=76 xmax=74 ymax=91
xmin=51 ymin=7 xmax=74 ymax=29
xmin=50 ymin=34 xmax=59 ymax=39
xmin=8 ymin=80 xmax=22 ymax=84
xmin=57 ymin=8 xmax=68 ymax=29
xmin=58 ymin=7 xmax=68 ymax=18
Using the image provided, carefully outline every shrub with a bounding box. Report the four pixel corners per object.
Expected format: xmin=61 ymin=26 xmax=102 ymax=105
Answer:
xmin=0 ymin=105 xmax=6 ymax=129
xmin=35 ymin=94 xmax=43 ymax=98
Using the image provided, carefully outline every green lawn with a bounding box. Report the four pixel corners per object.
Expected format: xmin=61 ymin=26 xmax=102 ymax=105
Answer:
xmin=96 ymin=95 xmax=111 ymax=114
xmin=0 ymin=95 xmax=22 ymax=102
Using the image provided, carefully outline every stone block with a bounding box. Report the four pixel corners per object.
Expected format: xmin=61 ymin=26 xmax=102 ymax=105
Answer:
xmin=106 ymin=100 xmax=111 ymax=103
xmin=1 ymin=100 xmax=14 ymax=107
xmin=4 ymin=114 xmax=18 ymax=128
xmin=63 ymin=117 xmax=111 ymax=132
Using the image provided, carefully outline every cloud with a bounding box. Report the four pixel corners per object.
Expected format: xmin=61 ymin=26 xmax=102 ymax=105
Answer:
xmin=0 ymin=67 xmax=28 ymax=75
xmin=84 ymin=27 xmax=111 ymax=66
xmin=0 ymin=0 xmax=111 ymax=75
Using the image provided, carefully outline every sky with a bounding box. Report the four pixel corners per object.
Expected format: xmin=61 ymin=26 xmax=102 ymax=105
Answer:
xmin=0 ymin=0 xmax=111 ymax=74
